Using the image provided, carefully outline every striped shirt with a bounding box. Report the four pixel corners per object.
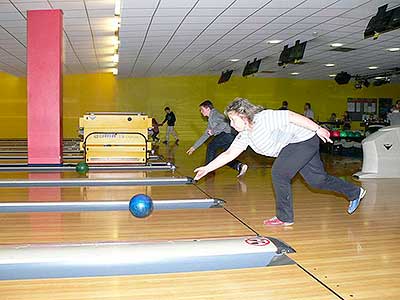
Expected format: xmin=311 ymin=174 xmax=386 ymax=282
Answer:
xmin=231 ymin=110 xmax=315 ymax=157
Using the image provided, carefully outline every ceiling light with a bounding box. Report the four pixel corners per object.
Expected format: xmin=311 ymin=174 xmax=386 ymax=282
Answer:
xmin=112 ymin=68 xmax=118 ymax=75
xmin=229 ymin=59 xmax=240 ymax=62
xmin=115 ymin=0 xmax=121 ymax=16
xmin=112 ymin=16 xmax=121 ymax=31
xmin=112 ymin=53 xmax=119 ymax=63
xmin=330 ymin=43 xmax=343 ymax=47
xmin=111 ymin=35 xmax=119 ymax=45
xmin=328 ymin=74 xmax=336 ymax=77
xmin=267 ymin=40 xmax=282 ymax=44
xmin=375 ymin=76 xmax=384 ymax=79
xmin=368 ymin=66 xmax=378 ymax=70
xmin=325 ymin=63 xmax=335 ymax=67
xmin=114 ymin=38 xmax=120 ymax=50
xmin=290 ymin=72 xmax=299 ymax=75
xmin=386 ymin=47 xmax=400 ymax=52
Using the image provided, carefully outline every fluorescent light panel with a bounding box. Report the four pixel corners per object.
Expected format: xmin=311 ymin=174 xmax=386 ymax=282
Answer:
xmin=115 ymin=0 xmax=121 ymax=16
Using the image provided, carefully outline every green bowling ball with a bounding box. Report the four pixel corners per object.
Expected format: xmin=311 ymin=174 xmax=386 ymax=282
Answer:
xmin=347 ymin=131 xmax=355 ymax=138
xmin=75 ymin=162 xmax=89 ymax=174
xmin=340 ymin=131 xmax=347 ymax=138
xmin=354 ymin=131 xmax=362 ymax=138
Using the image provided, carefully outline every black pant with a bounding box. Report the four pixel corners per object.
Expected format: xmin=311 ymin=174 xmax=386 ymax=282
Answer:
xmin=152 ymin=132 xmax=159 ymax=141
xmin=206 ymin=132 xmax=241 ymax=171
xmin=271 ymin=135 xmax=360 ymax=223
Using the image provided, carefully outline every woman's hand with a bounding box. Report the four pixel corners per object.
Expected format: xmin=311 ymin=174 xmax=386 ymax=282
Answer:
xmin=193 ymin=166 xmax=210 ymax=181
xmin=317 ymin=127 xmax=332 ymax=143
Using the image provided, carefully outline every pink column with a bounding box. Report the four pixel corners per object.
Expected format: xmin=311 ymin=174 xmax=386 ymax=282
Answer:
xmin=27 ymin=10 xmax=63 ymax=165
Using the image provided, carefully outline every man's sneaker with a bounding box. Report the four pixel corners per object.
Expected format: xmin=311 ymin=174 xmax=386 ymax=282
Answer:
xmin=348 ymin=187 xmax=366 ymax=214
xmin=175 ymin=139 xmax=179 ymax=145
xmin=263 ymin=216 xmax=294 ymax=226
xmin=162 ymin=141 xmax=168 ymax=144
xmin=237 ymin=163 xmax=248 ymax=177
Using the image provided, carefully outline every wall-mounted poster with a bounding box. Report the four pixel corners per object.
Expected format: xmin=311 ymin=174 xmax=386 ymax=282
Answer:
xmin=347 ymin=98 xmax=377 ymax=121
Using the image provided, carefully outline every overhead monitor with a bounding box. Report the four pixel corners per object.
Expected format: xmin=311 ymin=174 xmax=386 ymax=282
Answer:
xmin=217 ymin=70 xmax=234 ymax=84
xmin=278 ymin=40 xmax=307 ymax=66
xmin=242 ymin=58 xmax=261 ymax=77
xmin=290 ymin=40 xmax=307 ymax=62
xmin=278 ymin=45 xmax=290 ymax=66
xmin=364 ymin=4 xmax=400 ymax=39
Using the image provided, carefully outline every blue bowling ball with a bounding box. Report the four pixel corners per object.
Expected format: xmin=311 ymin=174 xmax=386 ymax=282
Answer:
xmin=129 ymin=194 xmax=154 ymax=218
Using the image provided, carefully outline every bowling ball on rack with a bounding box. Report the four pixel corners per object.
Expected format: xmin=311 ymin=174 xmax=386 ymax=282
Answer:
xmin=331 ymin=130 xmax=340 ymax=138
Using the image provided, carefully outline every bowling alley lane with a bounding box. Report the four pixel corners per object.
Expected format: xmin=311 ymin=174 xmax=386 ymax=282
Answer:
xmin=0 ymin=168 xmax=253 ymax=244
xmin=0 ymin=170 xmax=199 ymax=202
xmin=0 ymin=206 xmax=254 ymax=245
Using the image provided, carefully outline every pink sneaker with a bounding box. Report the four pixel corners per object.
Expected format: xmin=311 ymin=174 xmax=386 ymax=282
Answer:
xmin=263 ymin=216 xmax=294 ymax=226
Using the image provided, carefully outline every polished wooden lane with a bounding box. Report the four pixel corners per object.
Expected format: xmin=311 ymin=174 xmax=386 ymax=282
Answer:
xmin=0 ymin=170 xmax=199 ymax=202
xmin=0 ymin=266 xmax=337 ymax=300
xmin=0 ymin=208 xmax=253 ymax=244
xmin=0 ymin=142 xmax=399 ymax=299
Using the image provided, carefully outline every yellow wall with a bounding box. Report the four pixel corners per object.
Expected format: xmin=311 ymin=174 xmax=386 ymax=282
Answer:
xmin=1 ymin=71 xmax=399 ymax=139
xmin=0 ymin=72 xmax=27 ymax=138
xmin=64 ymin=73 xmax=117 ymax=137
xmin=117 ymin=75 xmax=400 ymax=140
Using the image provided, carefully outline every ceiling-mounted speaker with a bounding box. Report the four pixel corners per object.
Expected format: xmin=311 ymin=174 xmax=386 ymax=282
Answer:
xmin=335 ymin=71 xmax=352 ymax=84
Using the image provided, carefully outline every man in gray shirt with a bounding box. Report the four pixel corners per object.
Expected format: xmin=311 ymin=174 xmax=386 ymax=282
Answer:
xmin=186 ymin=100 xmax=248 ymax=177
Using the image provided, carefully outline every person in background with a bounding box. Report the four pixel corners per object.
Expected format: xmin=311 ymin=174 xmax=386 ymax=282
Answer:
xmin=342 ymin=111 xmax=351 ymax=130
xmin=193 ymin=98 xmax=366 ymax=226
xmin=325 ymin=112 xmax=338 ymax=130
xmin=387 ymin=100 xmax=400 ymax=125
xmin=160 ymin=107 xmax=179 ymax=145
xmin=391 ymin=99 xmax=400 ymax=112
xmin=279 ymin=101 xmax=288 ymax=110
xmin=328 ymin=113 xmax=337 ymax=122
xmin=150 ymin=118 xmax=160 ymax=142
xmin=304 ymin=102 xmax=314 ymax=120
xmin=186 ymin=100 xmax=248 ymax=178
